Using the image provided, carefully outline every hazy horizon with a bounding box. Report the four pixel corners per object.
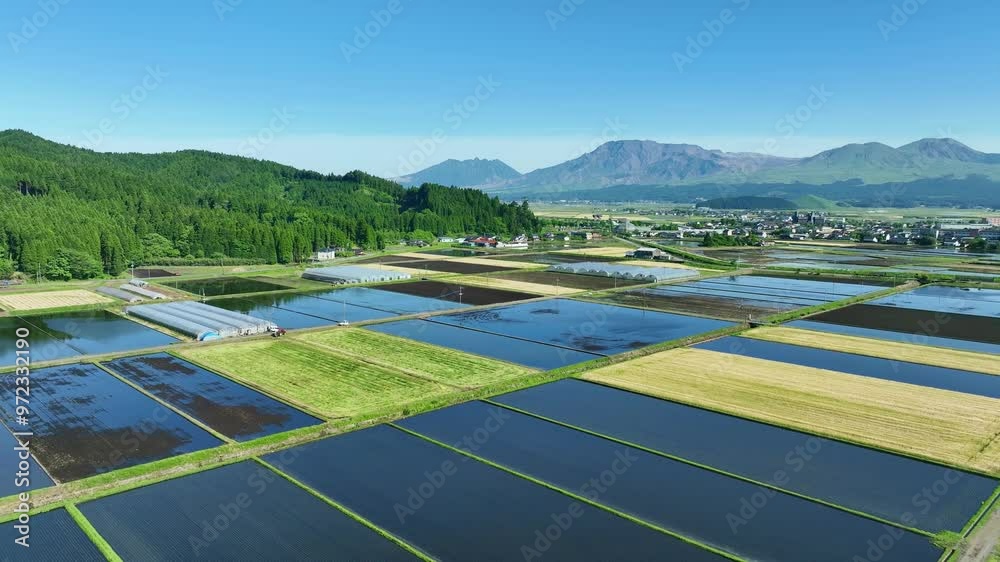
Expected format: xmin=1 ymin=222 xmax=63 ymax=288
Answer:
xmin=5 ymin=0 xmax=1000 ymax=176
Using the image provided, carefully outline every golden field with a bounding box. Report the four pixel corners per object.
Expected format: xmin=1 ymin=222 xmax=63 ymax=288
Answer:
xmin=582 ymin=347 xmax=1000 ymax=474
xmin=746 ymin=326 xmax=1000 ymax=376
xmin=0 ymin=289 xmax=112 ymax=311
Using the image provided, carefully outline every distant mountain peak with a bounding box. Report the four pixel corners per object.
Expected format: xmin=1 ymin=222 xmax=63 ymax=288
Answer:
xmin=395 ymin=158 xmax=521 ymax=188
xmin=897 ymin=137 xmax=997 ymax=163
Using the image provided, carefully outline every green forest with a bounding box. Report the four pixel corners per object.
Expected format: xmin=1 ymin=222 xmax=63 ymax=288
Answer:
xmin=0 ymin=130 xmax=538 ymax=279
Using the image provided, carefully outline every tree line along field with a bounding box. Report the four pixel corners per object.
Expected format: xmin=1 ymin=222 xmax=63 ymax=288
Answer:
xmin=582 ymin=347 xmax=1000 ymax=474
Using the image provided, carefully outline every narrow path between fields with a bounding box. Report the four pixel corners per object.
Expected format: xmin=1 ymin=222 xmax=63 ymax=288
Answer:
xmin=959 ymin=507 xmax=1000 ymax=562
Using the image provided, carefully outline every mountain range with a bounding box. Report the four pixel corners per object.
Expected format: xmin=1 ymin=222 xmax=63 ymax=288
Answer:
xmin=402 ymin=138 xmax=1000 ymax=207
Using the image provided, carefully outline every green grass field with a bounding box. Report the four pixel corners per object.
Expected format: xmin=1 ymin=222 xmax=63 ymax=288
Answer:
xmin=179 ymin=339 xmax=454 ymax=418
xmin=294 ymin=328 xmax=534 ymax=388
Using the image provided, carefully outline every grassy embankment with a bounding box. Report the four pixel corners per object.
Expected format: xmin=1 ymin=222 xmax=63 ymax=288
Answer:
xmin=762 ymin=279 xmax=918 ymax=324
xmin=745 ymin=326 xmax=1000 ymax=376
xmin=582 ymin=347 xmax=1000 ymax=475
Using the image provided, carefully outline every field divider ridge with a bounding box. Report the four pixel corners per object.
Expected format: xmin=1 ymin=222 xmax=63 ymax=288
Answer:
xmin=763 ymin=279 xmax=920 ymax=324
xmin=66 ymin=502 xmax=123 ymax=562
xmin=939 ymin=485 xmax=1000 ymax=562
xmin=481 ymin=398 xmax=936 ymax=537
xmin=388 ymin=423 xmax=748 ymax=562
xmin=251 ymin=457 xmax=433 ymax=562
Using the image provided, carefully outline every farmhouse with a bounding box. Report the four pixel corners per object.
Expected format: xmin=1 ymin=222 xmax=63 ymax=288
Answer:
xmin=629 ymin=247 xmax=664 ymax=259
xmin=310 ymin=247 xmax=337 ymax=262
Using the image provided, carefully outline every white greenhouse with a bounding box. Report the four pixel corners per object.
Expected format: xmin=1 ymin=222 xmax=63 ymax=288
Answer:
xmin=302 ymin=265 xmax=411 ymax=285
xmin=121 ymin=284 xmax=167 ymax=299
xmin=547 ymin=261 xmax=697 ymax=283
xmin=126 ymin=301 xmax=276 ymax=341
xmin=96 ymin=286 xmax=143 ymax=303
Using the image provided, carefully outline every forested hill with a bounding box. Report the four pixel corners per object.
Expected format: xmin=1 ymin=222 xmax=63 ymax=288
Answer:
xmin=0 ymin=130 xmax=537 ymax=278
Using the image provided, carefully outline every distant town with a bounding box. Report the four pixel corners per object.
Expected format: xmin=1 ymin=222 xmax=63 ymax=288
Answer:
xmin=529 ymin=207 xmax=1000 ymax=252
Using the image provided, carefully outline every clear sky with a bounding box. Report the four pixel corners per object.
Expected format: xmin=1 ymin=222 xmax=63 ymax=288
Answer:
xmin=2 ymin=0 xmax=998 ymax=176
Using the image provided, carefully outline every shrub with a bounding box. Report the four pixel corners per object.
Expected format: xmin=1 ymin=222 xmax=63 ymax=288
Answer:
xmin=0 ymin=257 xmax=14 ymax=279
xmin=931 ymin=530 xmax=964 ymax=551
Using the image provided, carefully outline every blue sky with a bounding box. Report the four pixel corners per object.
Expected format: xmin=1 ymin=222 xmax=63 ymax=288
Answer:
xmin=2 ymin=0 xmax=998 ymax=175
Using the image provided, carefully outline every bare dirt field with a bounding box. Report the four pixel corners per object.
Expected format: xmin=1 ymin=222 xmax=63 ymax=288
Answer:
xmin=390 ymin=260 xmax=517 ymax=275
xmin=376 ymin=280 xmax=538 ymax=305
xmin=493 ymin=270 xmax=649 ymax=291
xmin=596 ymin=290 xmax=781 ymax=320
xmin=809 ymin=304 xmax=1000 ymax=344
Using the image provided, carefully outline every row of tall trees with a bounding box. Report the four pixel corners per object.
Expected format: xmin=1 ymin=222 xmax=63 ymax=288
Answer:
xmin=0 ymin=130 xmax=538 ymax=278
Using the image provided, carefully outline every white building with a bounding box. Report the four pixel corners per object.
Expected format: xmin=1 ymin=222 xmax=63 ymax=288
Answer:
xmin=310 ymin=247 xmax=337 ymax=261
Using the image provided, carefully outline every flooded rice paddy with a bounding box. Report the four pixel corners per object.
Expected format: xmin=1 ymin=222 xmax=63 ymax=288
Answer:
xmin=103 ymin=353 xmax=322 ymax=441
xmin=493 ymin=379 xmax=997 ymax=533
